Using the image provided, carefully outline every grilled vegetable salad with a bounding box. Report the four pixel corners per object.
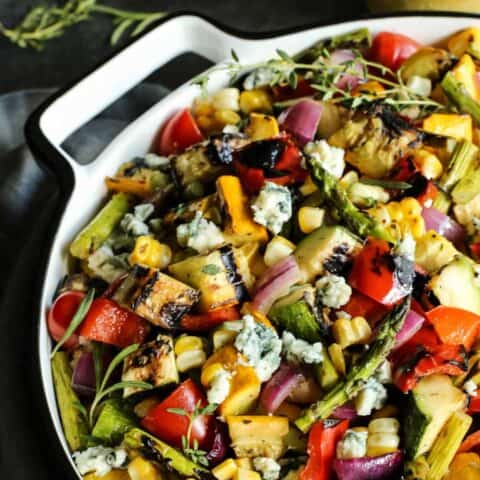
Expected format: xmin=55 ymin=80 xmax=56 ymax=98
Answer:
xmin=49 ymin=26 xmax=480 ymax=480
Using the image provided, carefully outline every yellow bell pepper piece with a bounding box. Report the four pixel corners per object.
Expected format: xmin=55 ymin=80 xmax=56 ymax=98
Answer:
xmin=105 ymin=176 xmax=153 ymax=198
xmin=451 ymin=54 xmax=480 ymax=102
xmin=413 ymin=149 xmax=444 ymax=180
xmin=128 ymin=456 xmax=164 ymax=480
xmin=444 ymin=453 xmax=480 ymax=480
xmin=245 ymin=113 xmax=279 ymax=140
xmin=352 ymin=80 xmax=385 ymax=98
xmin=234 ymin=469 xmax=261 ymax=480
xmin=448 ymin=28 xmax=480 ymax=59
xmin=84 ymin=470 xmax=131 ymax=480
xmin=239 ymin=89 xmax=272 ymax=114
xmin=212 ymin=459 xmax=239 ymax=480
xmin=201 ymin=345 xmax=240 ymax=386
xmin=217 ymin=176 xmax=268 ymax=246
xmin=129 ymin=236 xmax=172 ymax=270
xmin=423 ymin=112 xmax=473 ymax=141
xmin=235 ymin=458 xmax=253 ymax=470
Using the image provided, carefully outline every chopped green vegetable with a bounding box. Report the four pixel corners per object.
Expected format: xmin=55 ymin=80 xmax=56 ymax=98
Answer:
xmin=91 ymin=399 xmax=137 ymax=444
xmin=438 ymin=140 xmax=478 ymax=192
xmin=431 ymin=189 xmax=451 ymax=214
xmin=442 ymin=72 xmax=480 ymax=125
xmin=70 ymin=192 xmax=133 ymax=260
xmin=51 ymin=352 xmax=89 ymax=451
xmin=295 ymin=298 xmax=410 ymax=433
xmin=452 ymin=169 xmax=480 ymax=205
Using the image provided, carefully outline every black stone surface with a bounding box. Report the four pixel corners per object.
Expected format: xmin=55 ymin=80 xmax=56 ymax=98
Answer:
xmin=0 ymin=1 xmax=368 ymax=478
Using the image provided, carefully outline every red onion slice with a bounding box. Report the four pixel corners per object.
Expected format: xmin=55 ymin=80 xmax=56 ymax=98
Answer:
xmin=206 ymin=421 xmax=229 ymax=466
xmin=260 ymin=363 xmax=305 ymax=413
xmin=278 ymin=99 xmax=323 ymax=145
xmin=334 ymin=451 xmax=404 ymax=480
xmin=332 ymin=402 xmax=358 ymax=420
xmin=395 ymin=309 xmax=424 ymax=349
xmin=329 ymin=49 xmax=364 ymax=91
xmin=422 ymin=207 xmax=465 ymax=244
xmin=71 ymin=351 xmax=96 ymax=397
xmin=252 ymin=256 xmax=301 ymax=313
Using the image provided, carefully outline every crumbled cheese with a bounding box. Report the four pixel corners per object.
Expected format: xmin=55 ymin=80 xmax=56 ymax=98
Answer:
xmin=176 ymin=212 xmax=224 ymax=254
xmin=73 ymin=446 xmax=127 ymax=477
xmin=144 ymin=153 xmax=170 ymax=169
xmin=87 ymin=245 xmax=128 ymax=283
xmin=223 ymin=124 xmax=240 ymax=134
xmin=336 ymin=429 xmax=368 ymax=460
xmin=375 ymin=360 xmax=392 ymax=385
xmin=316 ymin=274 xmax=352 ymax=308
xmin=243 ymin=67 xmax=284 ymax=90
xmin=282 ymin=331 xmax=323 ymax=365
xmin=304 ymin=140 xmax=345 ymax=179
xmin=253 ymin=457 xmax=281 ymax=480
xmin=234 ymin=315 xmax=282 ymax=382
xmin=354 ymin=378 xmax=388 ymax=416
xmin=120 ymin=203 xmax=155 ymax=237
xmin=207 ymin=368 xmax=232 ymax=405
xmin=464 ymin=379 xmax=478 ymax=397
xmin=395 ymin=234 xmax=416 ymax=261
xmin=251 ymin=182 xmax=292 ymax=235
xmin=406 ymin=75 xmax=432 ymax=97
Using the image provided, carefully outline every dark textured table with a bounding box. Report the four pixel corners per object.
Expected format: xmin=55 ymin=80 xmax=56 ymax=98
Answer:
xmin=0 ymin=1 xmax=368 ymax=478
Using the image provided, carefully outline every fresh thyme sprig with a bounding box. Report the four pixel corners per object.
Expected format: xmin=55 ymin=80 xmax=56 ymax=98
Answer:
xmin=0 ymin=0 xmax=165 ymax=50
xmin=88 ymin=343 xmax=153 ymax=428
xmin=192 ymin=48 xmax=444 ymax=116
xmin=167 ymin=401 xmax=218 ymax=467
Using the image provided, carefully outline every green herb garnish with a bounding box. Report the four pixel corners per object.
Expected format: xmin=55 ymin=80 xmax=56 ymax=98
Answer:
xmin=359 ymin=178 xmax=412 ymax=190
xmin=167 ymin=401 xmax=218 ymax=466
xmin=51 ymin=288 xmax=95 ymax=357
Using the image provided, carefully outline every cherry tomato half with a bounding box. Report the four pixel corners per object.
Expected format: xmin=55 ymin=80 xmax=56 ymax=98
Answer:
xmin=156 ymin=108 xmax=204 ymax=156
xmin=370 ymin=32 xmax=421 ymax=72
xmin=47 ymin=290 xmax=86 ymax=349
xmin=141 ymin=379 xmax=214 ymax=450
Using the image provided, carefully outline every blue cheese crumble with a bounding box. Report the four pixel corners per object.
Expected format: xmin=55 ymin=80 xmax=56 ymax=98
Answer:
xmin=87 ymin=245 xmax=129 ymax=283
xmin=304 ymin=140 xmax=345 ymax=179
xmin=207 ymin=368 xmax=232 ymax=405
xmin=234 ymin=315 xmax=282 ymax=382
xmin=316 ymin=274 xmax=352 ymax=308
xmin=251 ymin=182 xmax=292 ymax=235
xmin=120 ymin=203 xmax=154 ymax=237
xmin=73 ymin=446 xmax=127 ymax=477
xmin=176 ymin=212 xmax=224 ymax=254
xmin=253 ymin=457 xmax=281 ymax=480
xmin=282 ymin=331 xmax=323 ymax=365
xmin=354 ymin=378 xmax=388 ymax=416
xmin=336 ymin=429 xmax=368 ymax=459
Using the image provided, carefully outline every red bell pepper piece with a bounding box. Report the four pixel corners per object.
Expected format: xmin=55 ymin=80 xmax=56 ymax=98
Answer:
xmin=349 ymin=238 xmax=410 ymax=305
xmin=391 ymin=154 xmax=418 ymax=182
xmin=141 ymin=379 xmax=215 ymax=450
xmin=272 ymin=77 xmax=316 ymax=101
xmin=370 ymin=32 xmax=421 ymax=72
xmin=342 ymin=290 xmax=387 ymax=324
xmin=427 ymin=306 xmax=480 ymax=351
xmin=471 ymin=242 xmax=480 ymax=262
xmin=180 ymin=306 xmax=241 ymax=331
xmin=78 ymin=298 xmax=149 ymax=348
xmin=417 ymin=181 xmax=438 ymax=206
xmin=458 ymin=430 xmax=480 ymax=452
xmin=300 ymin=420 xmax=349 ymax=480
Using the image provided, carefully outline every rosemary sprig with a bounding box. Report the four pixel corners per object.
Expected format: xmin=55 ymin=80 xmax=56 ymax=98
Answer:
xmin=0 ymin=0 xmax=166 ymax=50
xmin=167 ymin=401 xmax=218 ymax=467
xmin=51 ymin=288 xmax=95 ymax=357
xmin=88 ymin=343 xmax=153 ymax=428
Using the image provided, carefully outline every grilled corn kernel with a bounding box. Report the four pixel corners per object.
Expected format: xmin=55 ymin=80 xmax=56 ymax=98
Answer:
xmin=367 ymin=432 xmax=400 ymax=457
xmin=196 ymin=114 xmax=216 ymax=131
xmin=413 ymin=149 xmax=444 ymax=180
xmin=239 ymin=89 xmax=272 ymax=114
xmin=212 ymin=459 xmax=238 ymax=480
xmin=328 ymin=343 xmax=346 ymax=376
xmin=214 ymin=109 xmax=241 ymax=127
xmin=234 ymin=469 xmax=261 ymax=480
xmin=264 ymin=236 xmax=295 ymax=267
xmin=298 ymin=206 xmax=325 ymax=234
xmin=129 ymin=236 xmax=172 ymax=269
xmin=369 ymin=197 xmax=425 ymax=240
xmin=84 ymin=472 xmax=130 ymax=480
xmin=368 ymin=417 xmax=400 ymax=434
xmin=235 ymin=458 xmax=253 ymax=470
xmin=212 ymin=88 xmax=241 ymax=111
xmin=332 ymin=316 xmax=372 ymax=349
xmin=128 ymin=456 xmax=163 ymax=480
xmin=213 ymin=328 xmax=239 ymax=350
xmin=194 ymin=98 xmax=215 ymax=116
xmin=245 ymin=113 xmax=279 ymax=140
xmin=175 ymin=335 xmax=207 ymax=372
xmin=299 ymin=175 xmax=319 ymax=196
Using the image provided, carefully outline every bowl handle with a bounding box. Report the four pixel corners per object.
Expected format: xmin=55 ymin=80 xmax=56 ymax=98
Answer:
xmin=25 ymin=13 xmax=241 ymax=184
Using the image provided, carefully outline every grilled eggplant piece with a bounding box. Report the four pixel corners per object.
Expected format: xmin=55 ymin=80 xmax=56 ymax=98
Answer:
xmin=328 ymin=108 xmax=419 ymax=178
xmin=122 ymin=335 xmax=179 ymax=397
xmin=169 ymin=246 xmax=251 ymax=312
xmin=206 ymin=133 xmax=250 ymax=165
xmin=400 ymin=47 xmax=454 ymax=83
xmin=115 ymin=266 xmax=199 ymax=328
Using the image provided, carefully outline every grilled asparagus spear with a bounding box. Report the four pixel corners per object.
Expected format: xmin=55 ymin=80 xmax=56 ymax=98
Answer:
xmin=442 ymin=72 xmax=480 ymax=125
xmin=308 ymin=158 xmax=394 ymax=242
xmin=295 ymin=297 xmax=410 ymax=433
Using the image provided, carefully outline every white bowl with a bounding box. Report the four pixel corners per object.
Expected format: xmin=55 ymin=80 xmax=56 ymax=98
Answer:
xmin=25 ymin=11 xmax=480 ymax=477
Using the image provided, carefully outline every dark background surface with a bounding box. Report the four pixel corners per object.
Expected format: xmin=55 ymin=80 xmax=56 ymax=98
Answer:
xmin=0 ymin=1 xmax=369 ymax=479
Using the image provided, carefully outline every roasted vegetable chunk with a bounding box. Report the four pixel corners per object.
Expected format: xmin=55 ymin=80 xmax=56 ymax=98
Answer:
xmin=122 ymin=335 xmax=179 ymax=396
xmin=120 ymin=267 xmax=199 ymax=328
